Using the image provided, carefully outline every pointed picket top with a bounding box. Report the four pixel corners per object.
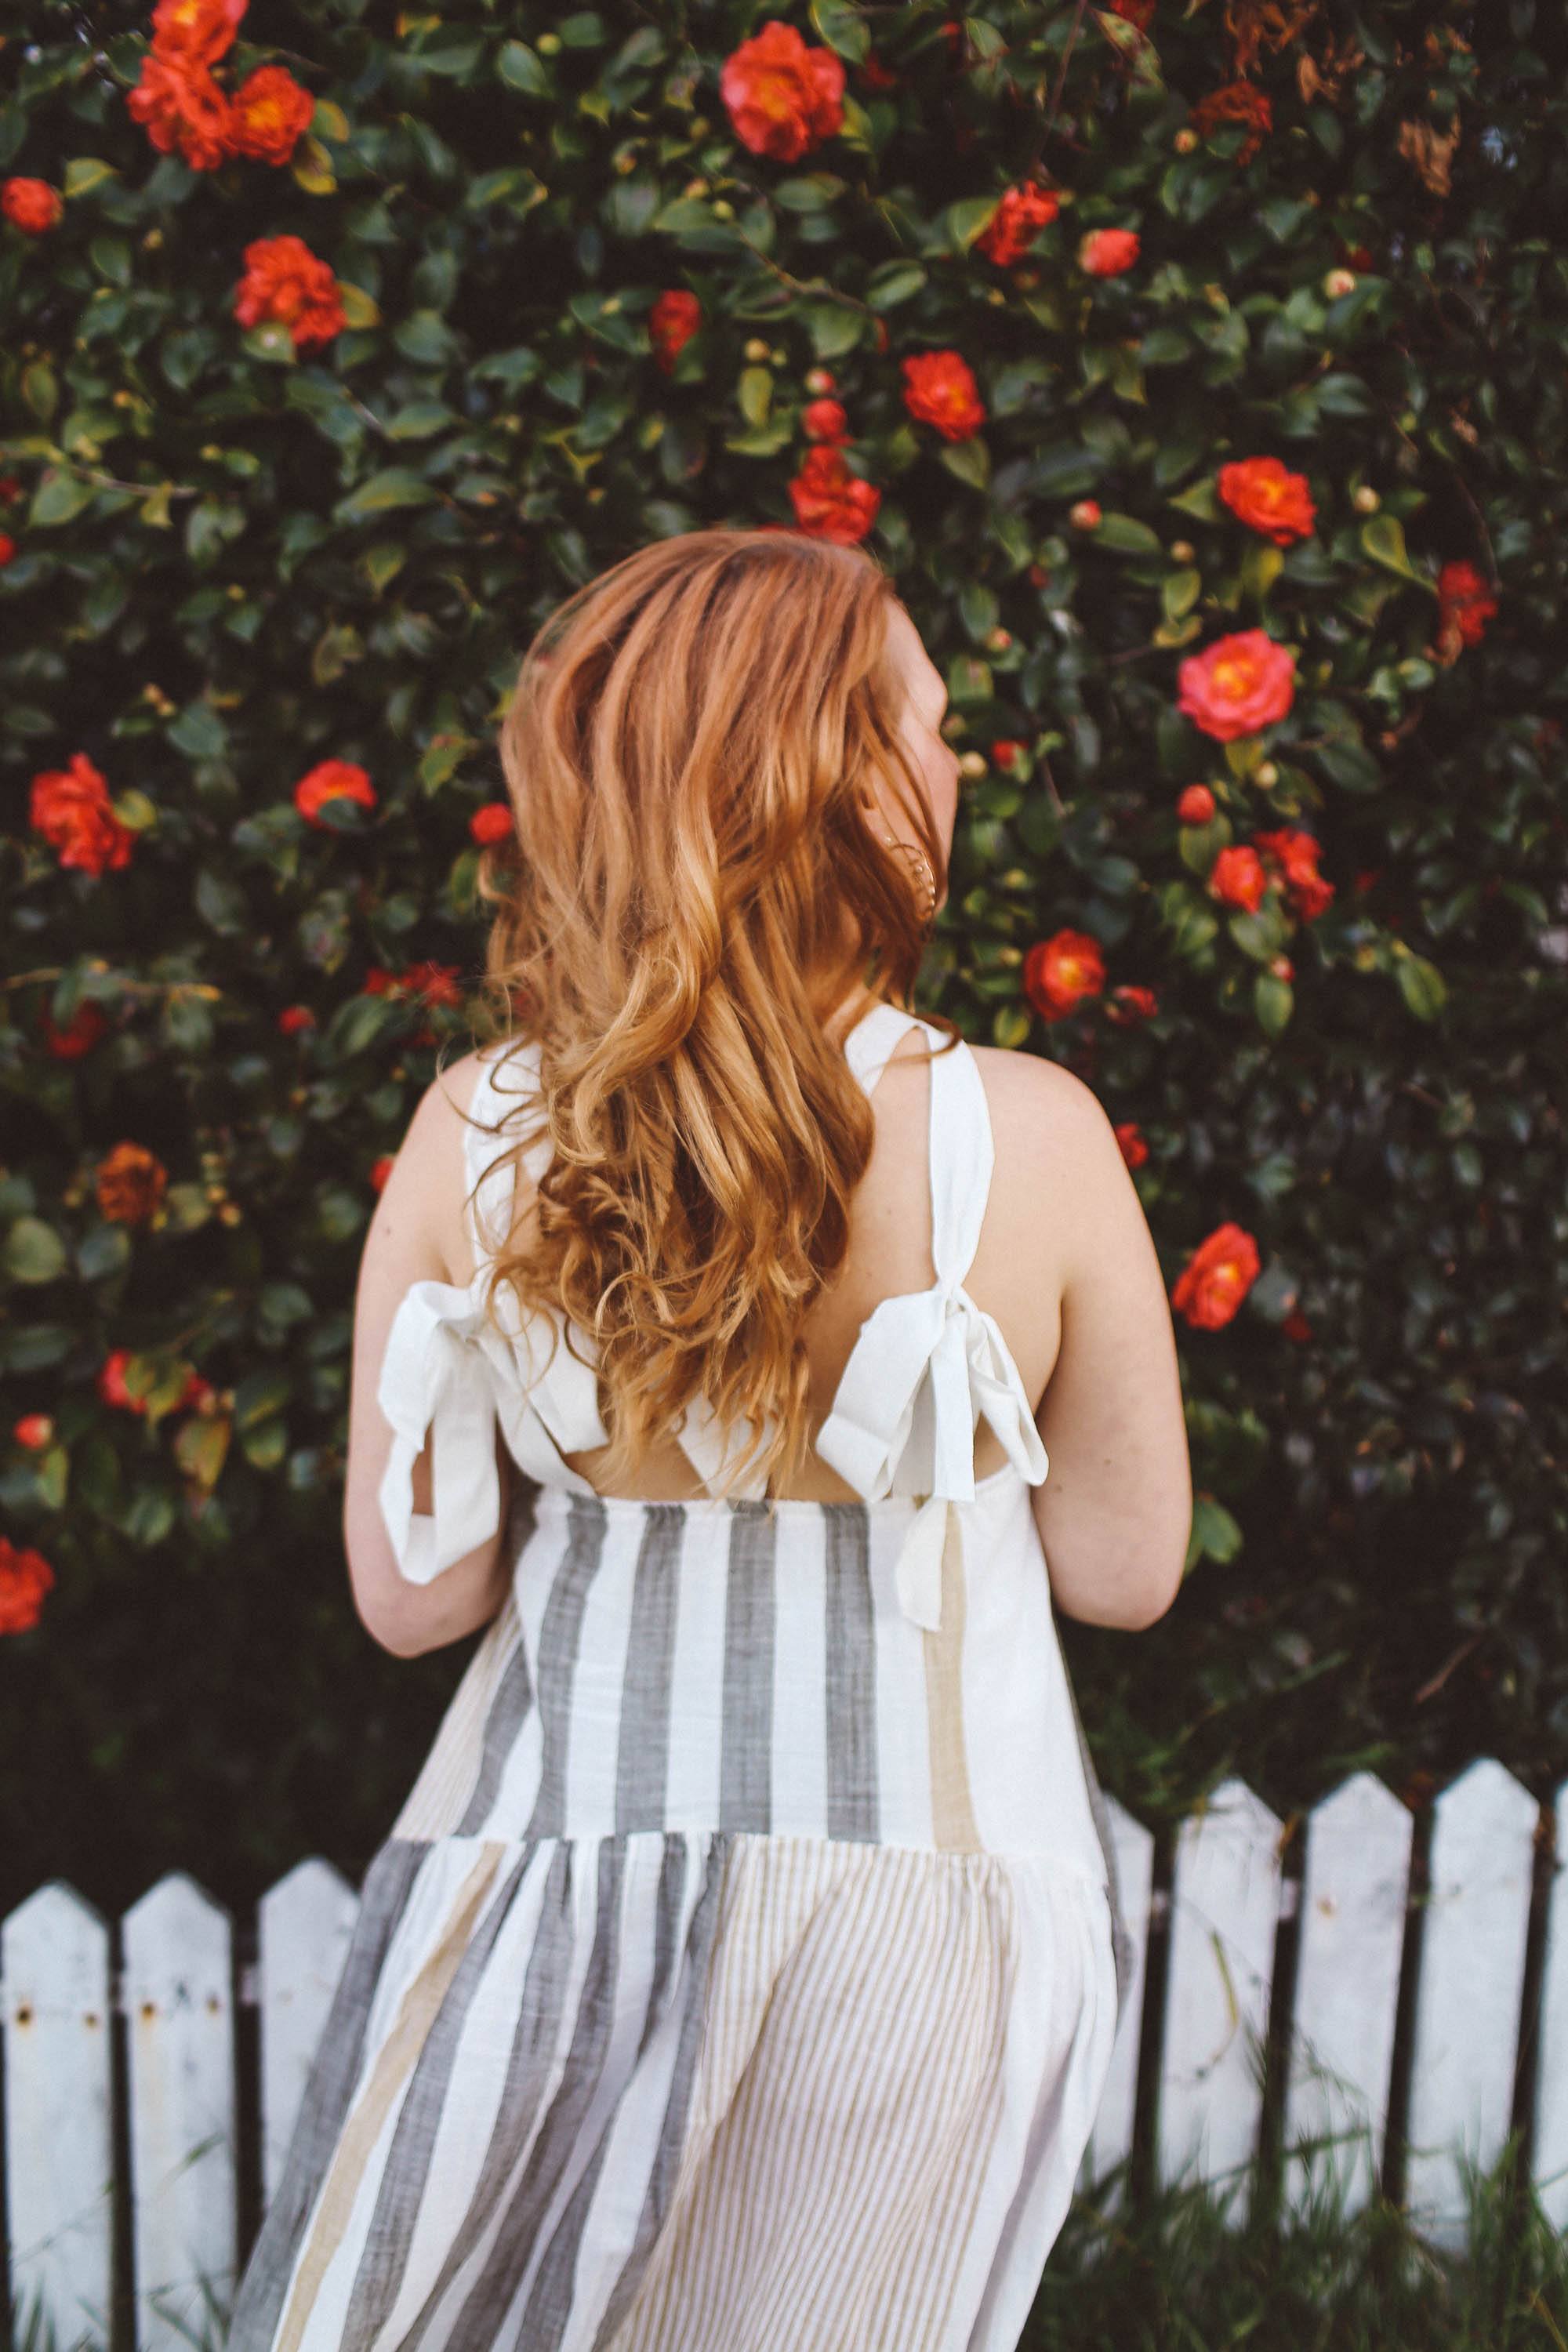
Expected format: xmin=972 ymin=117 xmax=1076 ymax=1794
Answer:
xmin=1406 ymin=1759 xmax=1538 ymax=2252
xmin=1283 ymin=1772 xmax=1413 ymax=2221
xmin=2 ymin=1881 xmax=114 ymax=2352
xmin=1079 ymin=1795 xmax=1155 ymax=2208
xmin=1158 ymin=1776 xmax=1284 ymax=2220
xmin=257 ymin=1859 xmax=360 ymax=2203
xmin=1533 ymin=1780 xmax=1568 ymax=2231
xmin=122 ymin=1872 xmax=237 ymax=2352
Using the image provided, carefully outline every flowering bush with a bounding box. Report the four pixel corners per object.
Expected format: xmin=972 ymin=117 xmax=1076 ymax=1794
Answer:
xmin=1 ymin=0 xmax=1565 ymax=1911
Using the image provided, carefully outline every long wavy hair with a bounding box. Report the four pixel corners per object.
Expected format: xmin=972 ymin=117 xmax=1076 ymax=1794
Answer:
xmin=456 ymin=525 xmax=962 ymax=1498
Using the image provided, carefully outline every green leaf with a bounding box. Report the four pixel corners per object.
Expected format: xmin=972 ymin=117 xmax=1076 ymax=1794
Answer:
xmin=1360 ymin=513 xmax=1425 ymax=583
xmin=196 ymin=869 xmax=249 ymax=935
xmin=1260 ymin=978 xmax=1298 ymax=1044
xmin=800 ymin=301 xmax=864 ymax=359
xmin=5 ymin=1217 xmax=67 ymax=1285
xmin=241 ymin=321 xmax=297 ymax=366
xmin=28 ymin=469 xmax=96 ymax=528
xmin=774 ymin=174 xmax=844 ymax=211
xmin=1396 ymin=950 xmax=1447 ymax=1022
xmin=737 ymin=365 xmax=772 ymax=426
xmin=1093 ymin=511 xmax=1163 ymax=556
xmin=1240 ymin=541 xmax=1284 ymax=601
xmin=497 ymin=39 xmax=552 ymax=94
xmin=337 ymin=469 xmax=440 ymax=520
xmin=21 ymin=361 xmax=59 ymax=421
xmin=64 ymin=156 xmax=118 ymax=199
xmin=1167 ymin=478 xmax=1221 ymax=523
xmin=866 ymin=260 xmax=927 ymax=309
xmin=1162 ymin=567 xmax=1202 ymax=623
xmin=1190 ymin=1493 xmax=1244 ymax=1565
xmin=945 ymin=194 xmax=1001 ymax=252
xmin=939 ymin=437 xmax=991 ymax=492
xmin=809 ymin=0 xmax=870 ymax=62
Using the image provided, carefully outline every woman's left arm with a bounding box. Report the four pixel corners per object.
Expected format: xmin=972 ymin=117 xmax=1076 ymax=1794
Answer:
xmin=341 ymin=1065 xmax=525 ymax=1657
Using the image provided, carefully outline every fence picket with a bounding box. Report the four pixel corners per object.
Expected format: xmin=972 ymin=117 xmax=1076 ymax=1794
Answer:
xmin=1156 ymin=1776 xmax=1283 ymax=2220
xmin=1405 ymin=1759 xmax=1537 ymax=2251
xmin=2 ymin=1884 xmax=114 ymax=2352
xmin=257 ymin=1860 xmax=360 ymax=2204
xmin=121 ymin=1873 xmax=237 ymax=2352
xmin=1533 ymin=1780 xmax=1568 ymax=2230
xmin=1282 ymin=1771 xmax=1413 ymax=2219
xmin=1077 ymin=1795 xmax=1155 ymax=2205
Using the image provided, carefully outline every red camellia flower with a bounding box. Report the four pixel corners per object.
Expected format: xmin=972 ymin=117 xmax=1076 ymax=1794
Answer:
xmin=1208 ymin=844 xmax=1269 ymax=910
xmin=2 ymin=178 xmax=64 ymax=235
xmin=363 ymin=965 xmax=398 ymax=996
xmin=1078 ymin=227 xmax=1140 ymax=277
xmin=857 ymin=54 xmax=898 ymax=93
xmin=470 ymin=802 xmax=514 ymax=845
xmin=294 ymin=758 xmax=376 ymax=826
xmin=98 ymin=1349 xmax=148 ymax=1412
xmin=370 ymin=1154 xmax=396 ymax=1193
xmin=1109 ymin=0 xmax=1156 ymax=26
xmin=975 ymin=178 xmax=1060 ymax=267
xmin=649 ymin=289 xmax=702 ymax=373
xmin=177 ymin=1370 xmax=217 ymax=1412
xmin=30 ymin=753 xmax=136 ymax=876
xmin=1178 ymin=628 xmax=1297 ymax=742
xmin=719 ymin=20 xmax=846 ymax=162
xmin=1191 ymin=80 xmax=1272 ymax=165
xmin=1177 ymin=783 xmax=1216 ymax=824
xmin=1022 ymin=931 xmax=1106 ymax=1022
xmin=1218 ymin=456 xmax=1316 ymax=546
xmin=1106 ymin=983 xmax=1159 ymax=1024
xmin=1282 ymin=1308 xmax=1312 ymax=1343
xmin=403 ymin=960 xmax=465 ymax=1009
xmin=1171 ymin=1221 xmax=1261 ymax=1330
xmin=127 ymin=53 xmax=236 ymax=172
xmin=234 ymin=234 xmax=346 ymax=348
xmin=990 ymin=739 xmax=1025 ymax=770
xmin=1255 ymin=826 xmax=1335 ymax=922
xmin=801 ymin=397 xmax=850 ymax=444
xmin=149 ymin=0 xmax=247 ymax=67
xmin=1434 ymin=558 xmax=1497 ymax=661
xmin=786 ymin=444 xmax=881 ymax=544
xmin=901 ymin=350 xmax=985 ymax=441
xmin=227 ymin=64 xmax=316 ymax=164
xmin=43 ymin=1002 xmax=109 ymax=1057
xmin=1069 ymin=499 xmax=1102 ymax=531
xmin=278 ymin=1003 xmax=316 ymax=1035
xmin=0 ymin=533 xmax=16 ymax=564
xmin=14 ymin=1414 xmax=54 ymax=1450
xmin=1114 ymin=1121 xmax=1149 ymax=1170
xmin=0 ymin=1539 xmax=55 ymax=1636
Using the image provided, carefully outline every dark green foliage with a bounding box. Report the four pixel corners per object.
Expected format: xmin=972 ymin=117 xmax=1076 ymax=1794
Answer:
xmin=1 ymin=0 xmax=1566 ymax=1916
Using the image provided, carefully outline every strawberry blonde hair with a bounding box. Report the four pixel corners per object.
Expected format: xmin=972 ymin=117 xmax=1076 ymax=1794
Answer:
xmin=462 ymin=525 xmax=960 ymax=1497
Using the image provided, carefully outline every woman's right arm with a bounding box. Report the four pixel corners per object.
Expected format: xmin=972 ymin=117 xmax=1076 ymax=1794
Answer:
xmin=1025 ymin=1065 xmax=1193 ymax=1631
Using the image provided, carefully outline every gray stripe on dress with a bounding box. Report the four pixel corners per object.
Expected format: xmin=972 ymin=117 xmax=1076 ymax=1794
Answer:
xmin=518 ymin=1835 xmax=691 ymax=2349
xmin=448 ymin=1838 xmax=627 ymax=2343
xmin=454 ymin=1637 xmax=535 ymax=1835
xmin=825 ymin=1503 xmax=879 ymax=1842
xmin=393 ymin=1840 xmax=579 ymax=2352
xmin=221 ymin=1837 xmax=430 ymax=2352
xmin=720 ymin=1503 xmax=776 ymax=1833
xmin=615 ymin=1507 xmax=685 ymax=1833
xmin=337 ymin=1845 xmax=533 ymax=2352
xmin=589 ymin=1834 xmax=729 ymax=2352
xmin=524 ymin=1494 xmax=609 ymax=1840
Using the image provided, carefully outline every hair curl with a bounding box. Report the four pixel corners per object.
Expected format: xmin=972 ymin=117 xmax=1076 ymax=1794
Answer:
xmin=453 ymin=525 xmax=961 ymax=1498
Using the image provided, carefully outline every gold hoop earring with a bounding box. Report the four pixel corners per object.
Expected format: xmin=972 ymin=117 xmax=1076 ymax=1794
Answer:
xmin=882 ymin=832 xmax=938 ymax=928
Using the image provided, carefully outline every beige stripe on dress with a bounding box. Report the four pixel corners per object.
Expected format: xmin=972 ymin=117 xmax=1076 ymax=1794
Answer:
xmin=923 ymin=1504 xmax=982 ymax=1853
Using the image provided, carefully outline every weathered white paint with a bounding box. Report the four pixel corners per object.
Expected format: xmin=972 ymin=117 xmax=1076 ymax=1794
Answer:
xmin=257 ymin=1859 xmax=360 ymax=2202
xmin=1282 ymin=1771 xmax=1414 ymax=2219
xmin=1078 ymin=1795 xmax=1155 ymax=2207
xmin=1157 ymin=1776 xmax=1283 ymax=2222
xmin=1406 ymin=1759 xmax=1537 ymax=2252
xmin=121 ymin=1872 xmax=237 ymax=2352
xmin=2 ymin=1883 xmax=113 ymax=2352
xmin=1532 ymin=1780 xmax=1568 ymax=2232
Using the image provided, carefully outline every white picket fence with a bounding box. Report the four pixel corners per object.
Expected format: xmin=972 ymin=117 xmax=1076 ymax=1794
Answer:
xmin=4 ymin=1760 xmax=1566 ymax=2352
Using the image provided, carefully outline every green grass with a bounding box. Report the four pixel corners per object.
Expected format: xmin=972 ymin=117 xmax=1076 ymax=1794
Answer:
xmin=1028 ymin=2134 xmax=1568 ymax=2350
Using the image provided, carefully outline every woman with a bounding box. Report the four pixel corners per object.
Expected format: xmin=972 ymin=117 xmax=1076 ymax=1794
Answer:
xmin=225 ymin=527 xmax=1191 ymax=2352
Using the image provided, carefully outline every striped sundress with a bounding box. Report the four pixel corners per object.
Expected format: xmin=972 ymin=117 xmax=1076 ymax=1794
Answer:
xmin=224 ymin=1000 xmax=1135 ymax=2352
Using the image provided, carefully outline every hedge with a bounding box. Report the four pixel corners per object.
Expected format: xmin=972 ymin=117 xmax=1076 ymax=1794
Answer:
xmin=2 ymin=0 xmax=1565 ymax=1915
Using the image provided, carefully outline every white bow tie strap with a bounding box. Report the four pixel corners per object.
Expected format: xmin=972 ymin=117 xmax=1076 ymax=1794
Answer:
xmin=816 ymin=1279 xmax=1048 ymax=1633
xmin=376 ymin=1275 xmax=607 ymax=1587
